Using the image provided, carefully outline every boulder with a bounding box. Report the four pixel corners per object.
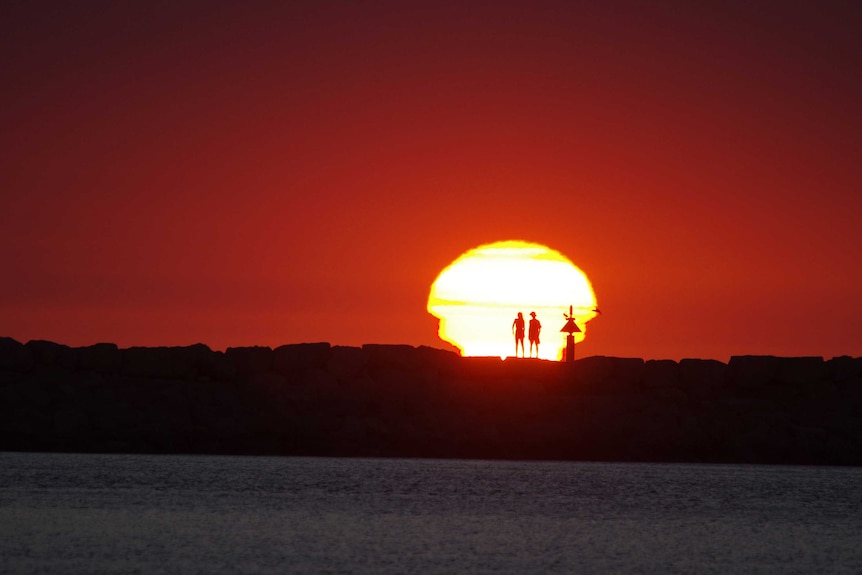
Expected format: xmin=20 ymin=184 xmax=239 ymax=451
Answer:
xmin=656 ymin=387 xmax=688 ymax=404
xmin=796 ymin=380 xmax=840 ymax=402
xmin=0 ymin=369 xmax=23 ymax=385
xmin=501 ymin=357 xmax=561 ymax=385
xmin=25 ymin=340 xmax=77 ymax=369
xmin=416 ymin=345 xmax=461 ymax=373
xmin=362 ymin=344 xmax=421 ymax=371
xmin=728 ymin=355 xmax=781 ymax=389
xmin=53 ymin=407 xmax=91 ymax=437
xmin=642 ymin=359 xmax=680 ymax=389
xmin=121 ymin=344 xmax=213 ymax=379
xmin=188 ymin=383 xmax=245 ymax=430
xmin=272 ymin=342 xmax=331 ymax=375
xmin=5 ymin=407 xmax=52 ymax=438
xmin=247 ymin=371 xmax=289 ymax=400
xmin=365 ymin=366 xmax=415 ymax=394
xmin=679 ymin=358 xmax=729 ymax=398
xmin=225 ymin=346 xmax=273 ymax=375
xmin=197 ymin=350 xmax=236 ymax=381
xmin=294 ymin=367 xmax=341 ymax=398
xmin=76 ymin=343 xmax=121 ymax=373
xmin=0 ymin=337 xmax=34 ymax=372
xmin=2 ymin=380 xmax=53 ymax=409
xmin=793 ymin=425 xmax=831 ymax=460
xmin=573 ymin=356 xmax=645 ymax=394
xmin=773 ymin=356 xmax=826 ymax=386
xmin=835 ymin=376 xmax=862 ymax=403
xmin=364 ymin=365 xmax=439 ymax=401
xmin=827 ymin=356 xmax=862 ymax=382
xmin=326 ymin=345 xmax=368 ymax=380
xmin=457 ymin=356 xmax=507 ymax=387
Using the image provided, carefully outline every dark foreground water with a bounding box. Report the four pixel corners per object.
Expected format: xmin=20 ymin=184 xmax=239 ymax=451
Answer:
xmin=1 ymin=453 xmax=861 ymax=574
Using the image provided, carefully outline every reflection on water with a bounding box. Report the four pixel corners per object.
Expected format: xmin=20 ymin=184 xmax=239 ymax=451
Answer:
xmin=1 ymin=452 xmax=861 ymax=574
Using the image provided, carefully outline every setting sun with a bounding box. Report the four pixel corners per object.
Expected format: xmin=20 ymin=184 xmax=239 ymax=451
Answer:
xmin=428 ymin=241 xmax=598 ymax=360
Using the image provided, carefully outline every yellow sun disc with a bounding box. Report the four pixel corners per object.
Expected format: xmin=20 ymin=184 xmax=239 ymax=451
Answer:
xmin=427 ymin=240 xmax=598 ymax=360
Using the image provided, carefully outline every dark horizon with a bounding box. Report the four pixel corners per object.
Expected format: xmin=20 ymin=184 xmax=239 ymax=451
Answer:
xmin=2 ymin=335 xmax=860 ymax=466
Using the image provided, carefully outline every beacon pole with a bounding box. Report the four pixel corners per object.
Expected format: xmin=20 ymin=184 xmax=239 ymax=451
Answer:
xmin=561 ymin=305 xmax=581 ymax=363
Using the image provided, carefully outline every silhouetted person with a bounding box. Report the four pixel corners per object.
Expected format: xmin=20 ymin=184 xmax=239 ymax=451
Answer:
xmin=512 ymin=312 xmax=525 ymax=357
xmin=528 ymin=311 xmax=541 ymax=358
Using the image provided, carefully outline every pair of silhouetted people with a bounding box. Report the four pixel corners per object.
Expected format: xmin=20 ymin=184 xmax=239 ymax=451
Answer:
xmin=512 ymin=311 xmax=541 ymax=358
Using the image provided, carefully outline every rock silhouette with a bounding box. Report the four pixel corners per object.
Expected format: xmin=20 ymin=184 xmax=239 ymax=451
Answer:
xmin=1 ymin=336 xmax=860 ymax=465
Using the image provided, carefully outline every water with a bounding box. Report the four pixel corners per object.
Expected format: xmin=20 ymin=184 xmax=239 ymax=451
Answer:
xmin=1 ymin=453 xmax=861 ymax=574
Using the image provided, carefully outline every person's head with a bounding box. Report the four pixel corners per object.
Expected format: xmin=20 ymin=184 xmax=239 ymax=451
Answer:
xmin=530 ymin=311 xmax=536 ymax=317
xmin=517 ymin=312 xmax=523 ymax=318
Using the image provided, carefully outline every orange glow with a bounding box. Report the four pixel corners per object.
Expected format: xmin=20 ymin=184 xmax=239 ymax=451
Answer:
xmin=428 ymin=241 xmax=598 ymax=360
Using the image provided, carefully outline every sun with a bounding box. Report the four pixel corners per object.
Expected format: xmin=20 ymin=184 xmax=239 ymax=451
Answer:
xmin=427 ymin=240 xmax=598 ymax=360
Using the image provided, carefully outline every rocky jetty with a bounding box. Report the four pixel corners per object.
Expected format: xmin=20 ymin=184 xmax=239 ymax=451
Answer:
xmin=1 ymin=336 xmax=861 ymax=465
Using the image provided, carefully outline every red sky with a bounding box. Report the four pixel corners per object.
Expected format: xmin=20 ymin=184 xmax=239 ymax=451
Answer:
xmin=2 ymin=1 xmax=861 ymax=361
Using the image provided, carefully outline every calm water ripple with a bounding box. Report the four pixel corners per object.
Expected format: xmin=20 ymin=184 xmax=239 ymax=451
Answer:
xmin=1 ymin=453 xmax=861 ymax=574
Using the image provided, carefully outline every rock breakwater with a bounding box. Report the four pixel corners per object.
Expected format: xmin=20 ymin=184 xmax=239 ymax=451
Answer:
xmin=1 ymin=337 xmax=860 ymax=465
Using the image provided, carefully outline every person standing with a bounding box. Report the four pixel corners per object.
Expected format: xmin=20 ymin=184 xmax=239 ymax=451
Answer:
xmin=512 ymin=312 xmax=525 ymax=358
xmin=528 ymin=311 xmax=542 ymax=358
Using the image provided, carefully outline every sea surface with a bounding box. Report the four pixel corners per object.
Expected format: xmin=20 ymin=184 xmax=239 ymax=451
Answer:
xmin=1 ymin=453 xmax=861 ymax=574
